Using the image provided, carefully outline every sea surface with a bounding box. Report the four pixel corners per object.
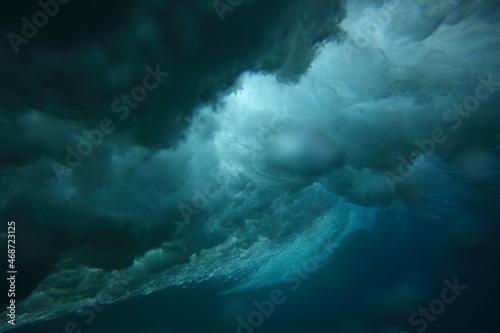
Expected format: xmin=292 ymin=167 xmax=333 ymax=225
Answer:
xmin=0 ymin=0 xmax=499 ymax=332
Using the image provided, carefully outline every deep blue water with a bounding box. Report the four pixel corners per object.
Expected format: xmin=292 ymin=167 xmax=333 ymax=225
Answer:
xmin=1 ymin=0 xmax=499 ymax=332
xmin=7 ymin=177 xmax=500 ymax=332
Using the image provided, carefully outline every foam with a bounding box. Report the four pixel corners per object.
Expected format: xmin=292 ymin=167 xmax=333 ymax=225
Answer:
xmin=0 ymin=0 xmax=499 ymax=330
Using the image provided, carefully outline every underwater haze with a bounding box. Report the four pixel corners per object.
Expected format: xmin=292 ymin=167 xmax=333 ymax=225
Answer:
xmin=0 ymin=0 xmax=499 ymax=332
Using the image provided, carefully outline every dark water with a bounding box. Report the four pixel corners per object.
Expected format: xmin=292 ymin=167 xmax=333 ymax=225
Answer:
xmin=1 ymin=0 xmax=499 ymax=332
xmin=7 ymin=179 xmax=500 ymax=333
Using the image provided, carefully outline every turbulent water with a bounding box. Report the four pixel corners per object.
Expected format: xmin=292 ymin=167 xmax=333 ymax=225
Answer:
xmin=0 ymin=0 xmax=499 ymax=332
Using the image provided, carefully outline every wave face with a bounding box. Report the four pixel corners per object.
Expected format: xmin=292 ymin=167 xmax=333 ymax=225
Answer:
xmin=0 ymin=0 xmax=499 ymax=331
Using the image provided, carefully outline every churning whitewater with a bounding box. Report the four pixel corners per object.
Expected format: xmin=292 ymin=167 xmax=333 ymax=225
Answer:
xmin=0 ymin=0 xmax=499 ymax=331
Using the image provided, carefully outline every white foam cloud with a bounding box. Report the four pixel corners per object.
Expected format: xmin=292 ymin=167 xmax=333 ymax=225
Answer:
xmin=1 ymin=0 xmax=499 ymax=330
